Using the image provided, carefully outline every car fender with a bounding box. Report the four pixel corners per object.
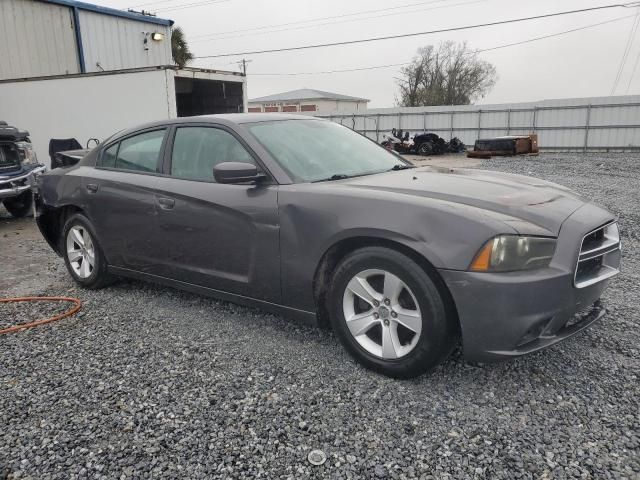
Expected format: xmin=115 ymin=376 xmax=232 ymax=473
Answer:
xmin=316 ymin=227 xmax=446 ymax=270
xmin=277 ymin=188 xmax=520 ymax=313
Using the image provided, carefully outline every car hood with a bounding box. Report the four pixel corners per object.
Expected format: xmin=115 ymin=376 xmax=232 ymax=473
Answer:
xmin=339 ymin=166 xmax=587 ymax=235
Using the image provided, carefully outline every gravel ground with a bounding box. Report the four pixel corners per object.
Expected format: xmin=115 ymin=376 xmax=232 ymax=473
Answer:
xmin=0 ymin=300 xmax=75 ymax=331
xmin=0 ymin=153 xmax=638 ymax=479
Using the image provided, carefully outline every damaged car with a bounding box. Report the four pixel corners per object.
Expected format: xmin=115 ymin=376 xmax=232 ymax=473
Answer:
xmin=381 ymin=128 xmax=465 ymax=156
xmin=0 ymin=121 xmax=45 ymax=218
xmin=35 ymin=114 xmax=621 ymax=378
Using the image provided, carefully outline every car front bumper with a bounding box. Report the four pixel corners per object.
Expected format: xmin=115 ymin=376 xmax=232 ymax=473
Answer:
xmin=0 ymin=165 xmax=46 ymax=200
xmin=439 ymin=203 xmax=621 ymax=363
xmin=439 ymin=267 xmax=611 ymax=362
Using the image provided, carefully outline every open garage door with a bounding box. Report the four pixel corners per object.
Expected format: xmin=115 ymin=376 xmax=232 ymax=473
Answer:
xmin=175 ymin=77 xmax=244 ymax=116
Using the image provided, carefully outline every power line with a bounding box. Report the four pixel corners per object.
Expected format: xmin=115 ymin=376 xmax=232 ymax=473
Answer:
xmin=157 ymin=0 xmax=230 ymax=11
xmin=128 ymin=0 xmax=179 ymax=8
xmin=191 ymin=0 xmax=484 ymax=43
xmin=194 ymin=3 xmax=637 ymax=59
xmin=251 ymin=63 xmax=412 ymax=77
xmin=247 ymin=14 xmax=636 ymax=76
xmin=625 ymin=47 xmax=640 ymax=92
xmin=189 ymin=0 xmax=449 ymax=40
xmin=610 ymin=12 xmax=640 ymax=93
xmin=626 ymin=37 xmax=640 ymax=92
xmin=476 ymin=13 xmax=637 ymax=53
xmin=127 ymin=0 xmax=229 ymax=12
xmin=611 ymin=8 xmax=640 ymax=94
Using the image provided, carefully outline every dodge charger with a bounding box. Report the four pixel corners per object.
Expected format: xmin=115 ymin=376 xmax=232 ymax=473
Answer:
xmin=35 ymin=114 xmax=621 ymax=378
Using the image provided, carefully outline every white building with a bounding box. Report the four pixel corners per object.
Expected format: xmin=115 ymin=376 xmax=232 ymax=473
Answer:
xmin=0 ymin=0 xmax=246 ymax=166
xmin=248 ymin=89 xmax=369 ymax=114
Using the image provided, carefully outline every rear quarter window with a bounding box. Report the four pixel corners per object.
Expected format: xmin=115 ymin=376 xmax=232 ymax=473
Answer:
xmin=116 ymin=130 xmax=166 ymax=173
xmin=99 ymin=143 xmax=118 ymax=168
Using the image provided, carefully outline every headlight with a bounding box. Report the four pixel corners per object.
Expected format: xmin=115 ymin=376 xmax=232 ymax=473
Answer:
xmin=15 ymin=142 xmax=38 ymax=165
xmin=470 ymin=235 xmax=556 ymax=272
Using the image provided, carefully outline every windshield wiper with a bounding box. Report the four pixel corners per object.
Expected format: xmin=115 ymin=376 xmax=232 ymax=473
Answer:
xmin=313 ymin=174 xmax=351 ymax=182
xmin=389 ymin=164 xmax=415 ymax=171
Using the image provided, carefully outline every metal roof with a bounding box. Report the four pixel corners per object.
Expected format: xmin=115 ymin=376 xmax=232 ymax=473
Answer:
xmin=40 ymin=0 xmax=174 ymax=26
xmin=0 ymin=65 xmax=243 ymax=84
xmin=249 ymin=88 xmax=369 ymax=103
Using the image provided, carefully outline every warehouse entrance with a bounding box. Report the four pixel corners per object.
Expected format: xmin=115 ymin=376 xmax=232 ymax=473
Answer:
xmin=175 ymin=77 xmax=244 ymax=116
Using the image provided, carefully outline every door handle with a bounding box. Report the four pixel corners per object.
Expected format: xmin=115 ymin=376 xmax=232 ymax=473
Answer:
xmin=157 ymin=197 xmax=175 ymax=210
xmin=86 ymin=183 xmax=99 ymax=193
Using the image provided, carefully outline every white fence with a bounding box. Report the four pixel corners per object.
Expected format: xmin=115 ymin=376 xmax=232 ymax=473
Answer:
xmin=315 ymin=95 xmax=640 ymax=151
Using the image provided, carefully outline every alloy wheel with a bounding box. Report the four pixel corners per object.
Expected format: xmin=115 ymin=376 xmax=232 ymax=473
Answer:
xmin=66 ymin=226 xmax=95 ymax=279
xmin=342 ymin=269 xmax=422 ymax=359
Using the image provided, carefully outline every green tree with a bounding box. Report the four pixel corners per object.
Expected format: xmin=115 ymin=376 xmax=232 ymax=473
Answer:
xmin=397 ymin=41 xmax=497 ymax=106
xmin=171 ymin=27 xmax=193 ymax=68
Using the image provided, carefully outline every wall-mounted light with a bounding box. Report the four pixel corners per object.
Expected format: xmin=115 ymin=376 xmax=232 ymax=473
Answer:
xmin=151 ymin=32 xmax=165 ymax=41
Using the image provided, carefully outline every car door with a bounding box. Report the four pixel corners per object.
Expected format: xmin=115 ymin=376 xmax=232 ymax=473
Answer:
xmin=153 ymin=124 xmax=281 ymax=303
xmin=82 ymin=128 xmax=167 ymax=273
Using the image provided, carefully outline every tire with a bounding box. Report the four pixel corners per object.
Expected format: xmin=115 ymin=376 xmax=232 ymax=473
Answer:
xmin=61 ymin=213 xmax=114 ymax=289
xmin=328 ymin=247 xmax=456 ymax=378
xmin=417 ymin=141 xmax=434 ymax=156
xmin=3 ymin=191 xmax=33 ymax=218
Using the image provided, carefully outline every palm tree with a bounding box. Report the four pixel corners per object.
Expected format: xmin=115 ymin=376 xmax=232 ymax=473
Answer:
xmin=171 ymin=27 xmax=193 ymax=68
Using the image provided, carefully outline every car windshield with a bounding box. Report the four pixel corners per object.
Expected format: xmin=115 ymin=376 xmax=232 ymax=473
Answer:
xmin=247 ymin=119 xmax=408 ymax=182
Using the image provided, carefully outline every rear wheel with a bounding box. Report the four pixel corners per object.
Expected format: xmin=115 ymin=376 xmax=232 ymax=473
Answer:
xmin=3 ymin=191 xmax=33 ymax=218
xmin=417 ymin=141 xmax=434 ymax=156
xmin=61 ymin=213 xmax=114 ymax=289
xmin=328 ymin=247 xmax=456 ymax=378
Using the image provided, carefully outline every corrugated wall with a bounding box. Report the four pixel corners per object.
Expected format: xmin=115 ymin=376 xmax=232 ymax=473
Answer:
xmin=79 ymin=10 xmax=172 ymax=73
xmin=317 ymin=96 xmax=640 ymax=151
xmin=0 ymin=0 xmax=79 ymax=80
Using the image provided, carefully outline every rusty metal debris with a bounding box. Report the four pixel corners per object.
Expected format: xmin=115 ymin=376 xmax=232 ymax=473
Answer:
xmin=467 ymin=134 xmax=539 ymax=158
xmin=382 ymin=129 xmax=465 ymax=156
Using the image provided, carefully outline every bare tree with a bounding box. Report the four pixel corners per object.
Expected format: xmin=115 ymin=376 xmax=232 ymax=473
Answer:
xmin=397 ymin=42 xmax=497 ymax=106
xmin=172 ymin=27 xmax=194 ymax=68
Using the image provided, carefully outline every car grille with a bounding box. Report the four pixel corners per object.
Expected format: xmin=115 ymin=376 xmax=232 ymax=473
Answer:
xmin=574 ymin=222 xmax=620 ymax=288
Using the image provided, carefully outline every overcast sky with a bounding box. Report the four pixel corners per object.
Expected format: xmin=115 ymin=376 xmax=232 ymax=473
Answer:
xmin=103 ymin=0 xmax=640 ymax=107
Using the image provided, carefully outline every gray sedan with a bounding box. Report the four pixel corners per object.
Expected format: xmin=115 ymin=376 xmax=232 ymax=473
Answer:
xmin=36 ymin=114 xmax=621 ymax=378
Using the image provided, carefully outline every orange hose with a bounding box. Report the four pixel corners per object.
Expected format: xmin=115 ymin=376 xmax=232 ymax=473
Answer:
xmin=0 ymin=297 xmax=82 ymax=335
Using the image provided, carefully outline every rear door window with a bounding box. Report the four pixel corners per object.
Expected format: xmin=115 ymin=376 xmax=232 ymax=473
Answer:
xmin=114 ymin=129 xmax=166 ymax=173
xmin=170 ymin=127 xmax=254 ymax=181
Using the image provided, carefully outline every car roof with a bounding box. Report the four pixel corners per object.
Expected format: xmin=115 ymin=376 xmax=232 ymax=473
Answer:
xmin=198 ymin=113 xmax=319 ymax=124
xmin=110 ymin=113 xmax=323 ymax=141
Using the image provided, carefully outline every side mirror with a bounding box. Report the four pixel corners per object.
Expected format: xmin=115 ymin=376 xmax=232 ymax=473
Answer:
xmin=213 ymin=162 xmax=266 ymax=184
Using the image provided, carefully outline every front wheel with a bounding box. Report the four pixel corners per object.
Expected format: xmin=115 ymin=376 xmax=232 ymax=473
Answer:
xmin=3 ymin=191 xmax=33 ymax=218
xmin=61 ymin=213 xmax=114 ymax=289
xmin=328 ymin=247 xmax=457 ymax=378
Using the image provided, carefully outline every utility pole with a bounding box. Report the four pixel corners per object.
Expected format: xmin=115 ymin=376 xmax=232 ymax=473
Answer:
xmin=237 ymin=58 xmax=252 ymax=76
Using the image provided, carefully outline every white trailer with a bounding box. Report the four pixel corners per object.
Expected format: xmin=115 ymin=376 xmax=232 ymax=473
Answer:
xmin=0 ymin=66 xmax=247 ymax=167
